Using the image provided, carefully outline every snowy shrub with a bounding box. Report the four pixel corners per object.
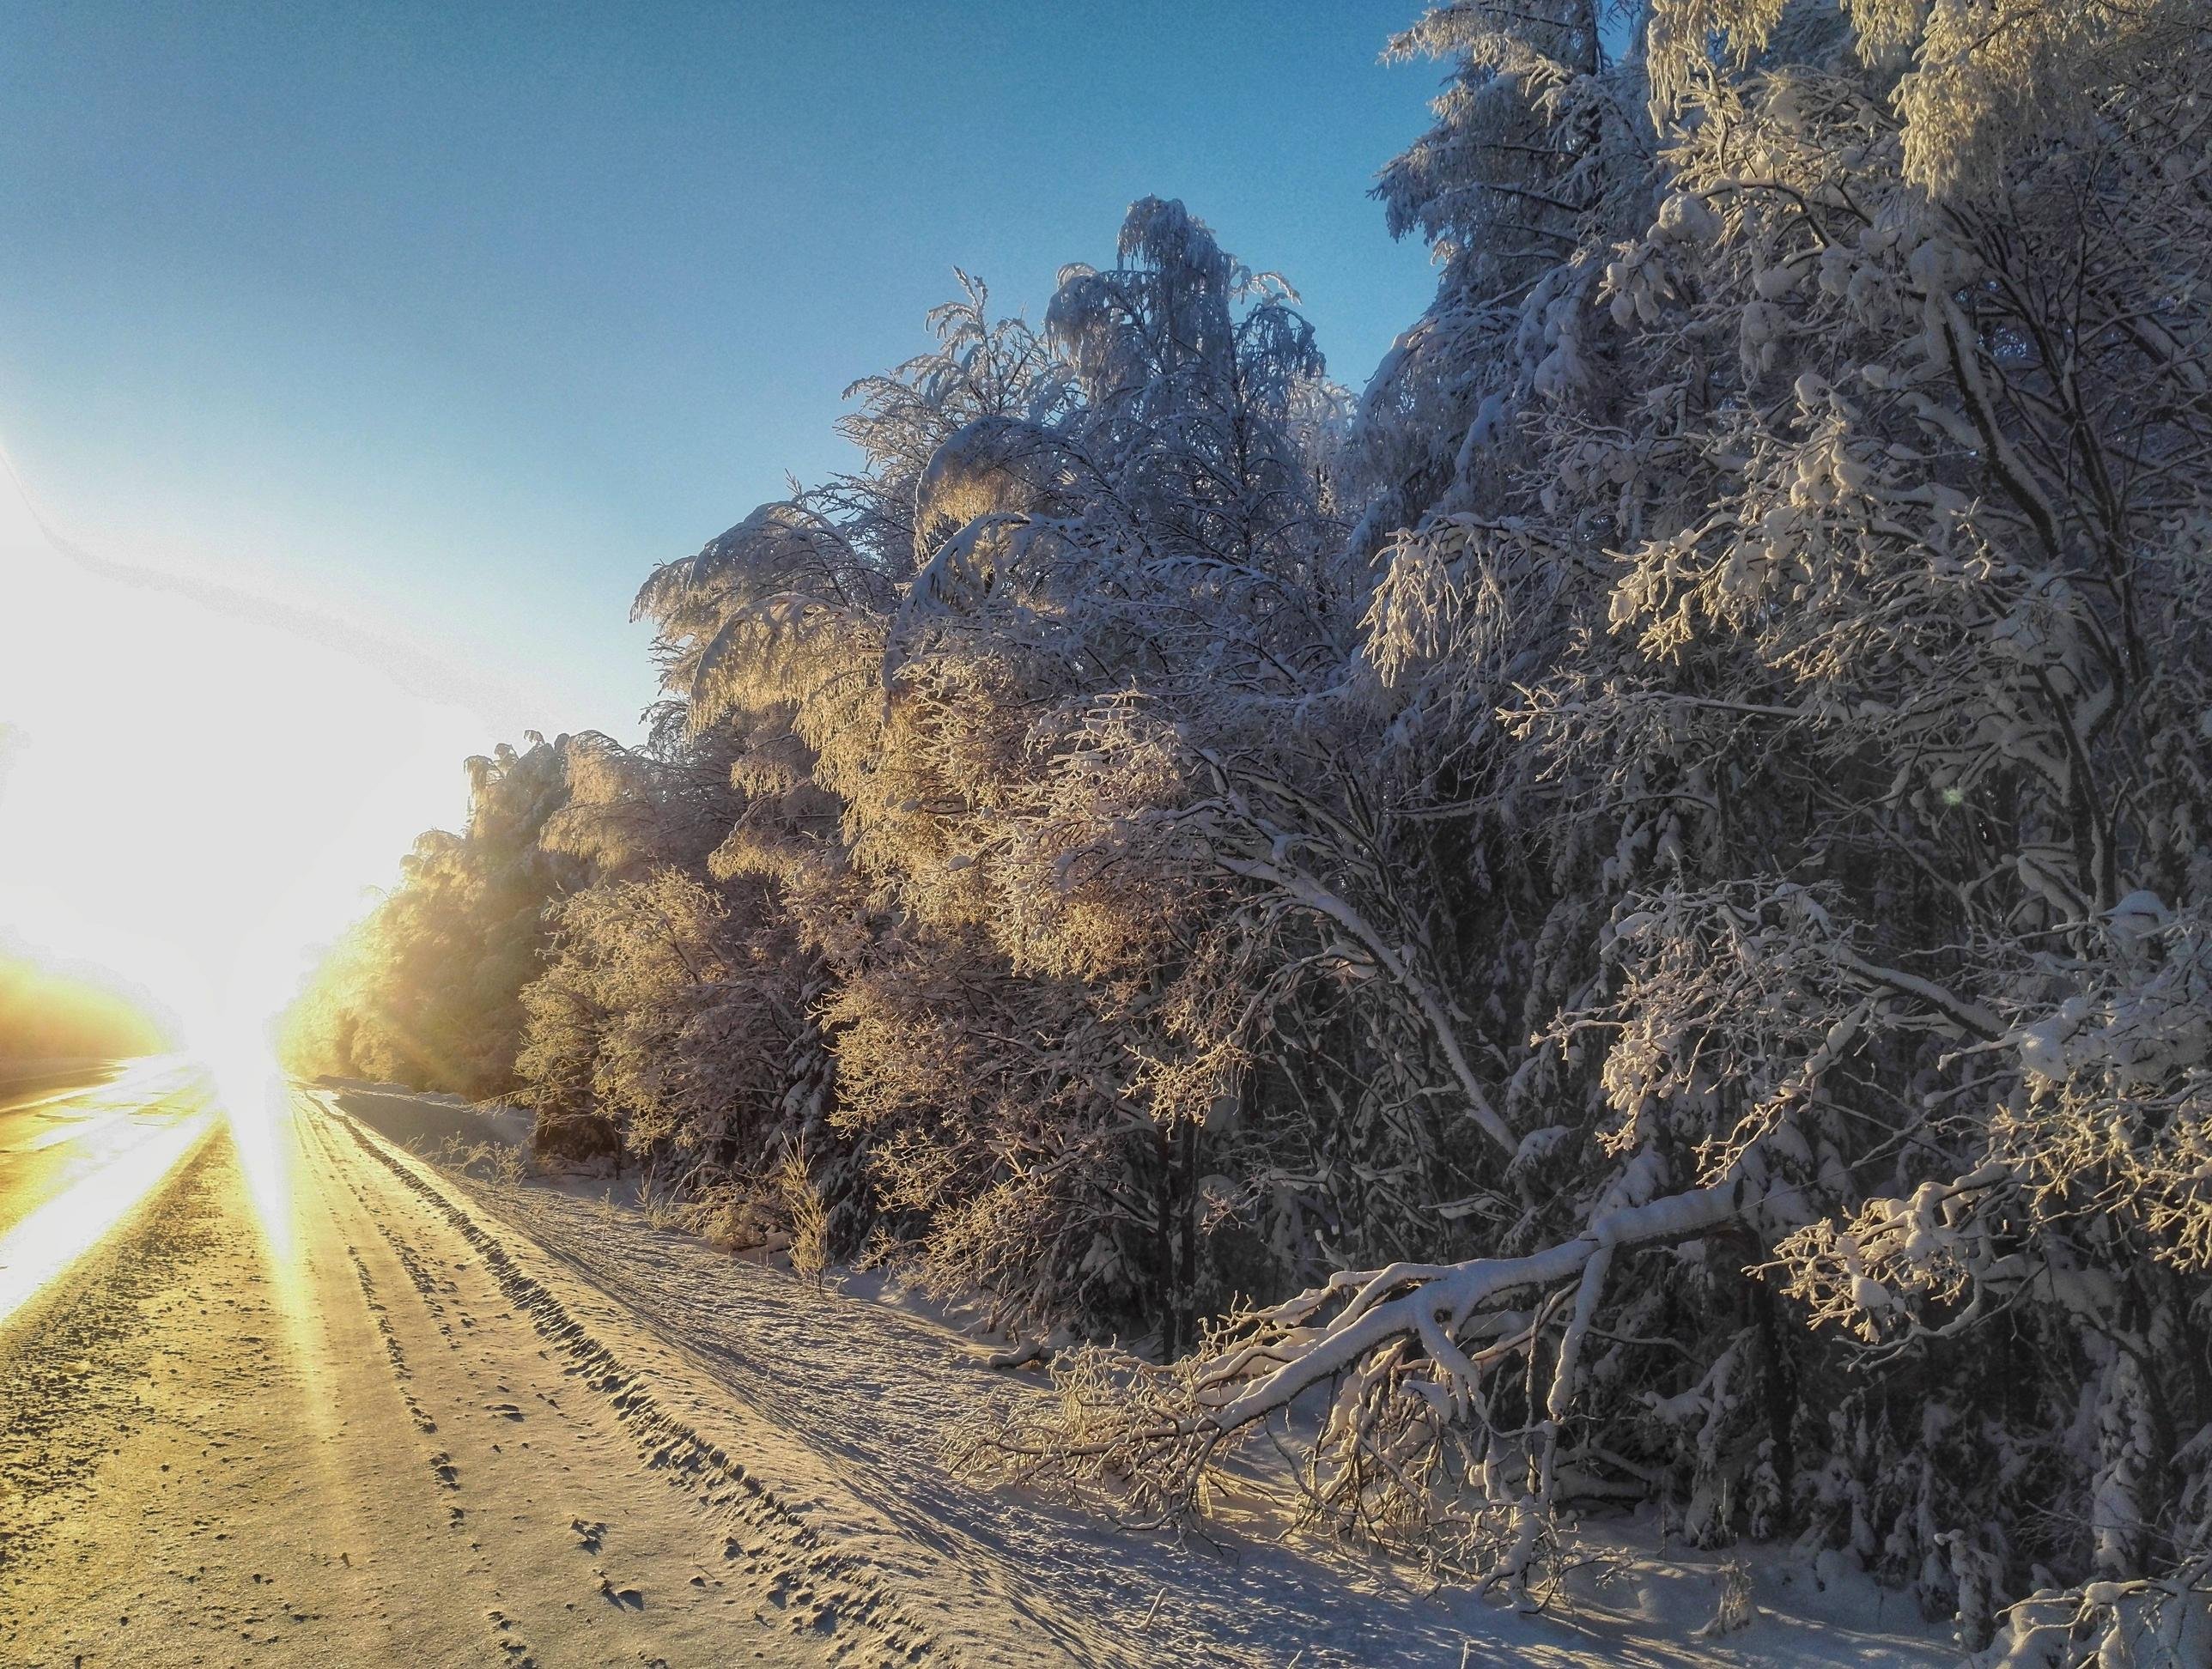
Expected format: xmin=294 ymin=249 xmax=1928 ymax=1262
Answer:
xmin=775 ymin=1149 xmax=832 ymax=1291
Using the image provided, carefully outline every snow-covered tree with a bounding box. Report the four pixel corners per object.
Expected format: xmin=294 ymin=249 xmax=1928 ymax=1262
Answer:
xmin=280 ymin=733 xmax=579 ymax=1098
xmin=283 ymin=8 xmax=2212 ymax=1646
xmin=998 ymin=1 xmax=2212 ymax=1649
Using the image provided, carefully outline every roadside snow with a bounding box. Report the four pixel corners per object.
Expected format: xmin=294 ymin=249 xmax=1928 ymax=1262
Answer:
xmin=330 ymin=1085 xmax=1955 ymax=1668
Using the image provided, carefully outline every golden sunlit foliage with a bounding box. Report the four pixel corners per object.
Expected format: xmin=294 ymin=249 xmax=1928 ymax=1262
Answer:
xmin=277 ymin=735 xmax=579 ymax=1098
xmin=0 ymin=951 xmax=170 ymax=1061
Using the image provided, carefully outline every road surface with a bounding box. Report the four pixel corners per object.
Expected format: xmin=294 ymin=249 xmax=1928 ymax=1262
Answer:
xmin=0 ymin=1065 xmax=1953 ymax=1669
xmin=0 ymin=1069 xmax=927 ymax=1667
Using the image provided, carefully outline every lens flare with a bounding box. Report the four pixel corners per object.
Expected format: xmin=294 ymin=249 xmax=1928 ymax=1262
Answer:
xmin=204 ymin=1032 xmax=298 ymax=1260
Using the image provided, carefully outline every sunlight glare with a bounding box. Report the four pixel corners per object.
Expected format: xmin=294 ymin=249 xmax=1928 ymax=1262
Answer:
xmin=204 ymin=1029 xmax=300 ymax=1259
xmin=0 ymin=442 xmax=494 ymax=1047
xmin=0 ymin=1058 xmax=218 ymax=1328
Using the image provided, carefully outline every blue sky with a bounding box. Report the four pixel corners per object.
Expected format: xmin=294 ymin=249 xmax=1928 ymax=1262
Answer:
xmin=0 ymin=3 xmax=1446 ymax=1022
xmin=3 ymin=2 xmax=1441 ymax=742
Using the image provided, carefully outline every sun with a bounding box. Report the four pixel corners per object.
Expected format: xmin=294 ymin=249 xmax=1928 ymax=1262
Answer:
xmin=0 ymin=445 xmax=490 ymax=1059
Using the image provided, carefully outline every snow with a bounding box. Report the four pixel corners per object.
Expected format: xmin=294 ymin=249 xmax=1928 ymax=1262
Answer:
xmin=315 ymin=1083 xmax=1954 ymax=1667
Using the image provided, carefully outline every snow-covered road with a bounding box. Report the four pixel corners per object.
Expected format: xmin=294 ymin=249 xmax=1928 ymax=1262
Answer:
xmin=0 ymin=1083 xmax=1953 ymax=1666
xmin=0 ymin=1057 xmax=215 ymax=1327
xmin=0 ymin=1085 xmax=933 ymax=1666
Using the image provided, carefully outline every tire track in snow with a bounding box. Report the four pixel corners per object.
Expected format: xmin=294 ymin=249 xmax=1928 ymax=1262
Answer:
xmin=342 ymin=1241 xmax=440 ymax=1433
xmin=320 ymin=1101 xmax=948 ymax=1667
xmin=486 ymin=1205 xmax=1121 ymax=1664
xmin=430 ymin=1161 xmax=1386 ymax=1666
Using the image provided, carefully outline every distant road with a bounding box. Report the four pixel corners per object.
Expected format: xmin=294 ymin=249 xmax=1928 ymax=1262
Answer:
xmin=0 ymin=1053 xmax=214 ymax=1327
